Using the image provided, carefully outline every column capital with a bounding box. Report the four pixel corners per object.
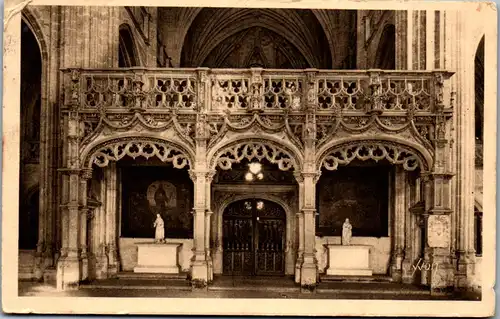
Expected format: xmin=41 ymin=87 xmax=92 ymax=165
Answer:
xmin=301 ymin=208 xmax=317 ymax=215
xmin=58 ymin=168 xmax=81 ymax=176
xmin=429 ymin=172 xmax=455 ymax=180
xmin=188 ymin=169 xmax=215 ymax=182
xmin=80 ymin=168 xmax=93 ymax=180
xmin=294 ymin=170 xmax=321 ymax=183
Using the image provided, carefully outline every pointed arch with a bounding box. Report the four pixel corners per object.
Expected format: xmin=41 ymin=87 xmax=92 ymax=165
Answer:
xmin=374 ymin=24 xmax=396 ymax=69
xmin=209 ymin=137 xmax=303 ymax=172
xmin=316 ymin=137 xmax=433 ymax=172
xmin=119 ymin=23 xmax=139 ymax=67
xmin=82 ymin=136 xmax=195 ymax=169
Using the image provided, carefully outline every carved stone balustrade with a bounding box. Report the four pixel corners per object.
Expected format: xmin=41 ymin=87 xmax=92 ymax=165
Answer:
xmin=62 ymin=68 xmax=452 ymax=114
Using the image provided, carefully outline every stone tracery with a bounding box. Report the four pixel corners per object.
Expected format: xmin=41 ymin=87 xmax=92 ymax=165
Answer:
xmin=212 ymin=142 xmax=296 ymax=171
xmin=320 ymin=142 xmax=424 ymax=171
xmin=86 ymin=139 xmax=191 ymax=168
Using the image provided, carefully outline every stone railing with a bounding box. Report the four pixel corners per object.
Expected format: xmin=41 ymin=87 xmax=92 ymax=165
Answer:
xmin=62 ymin=68 xmax=452 ymax=115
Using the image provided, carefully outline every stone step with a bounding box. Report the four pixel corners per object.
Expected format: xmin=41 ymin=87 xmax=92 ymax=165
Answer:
xmin=320 ymin=275 xmax=394 ymax=283
xmin=116 ymin=271 xmax=188 ymax=281
xmin=316 ymin=281 xmax=430 ymax=295
xmin=81 ymin=278 xmax=192 ymax=290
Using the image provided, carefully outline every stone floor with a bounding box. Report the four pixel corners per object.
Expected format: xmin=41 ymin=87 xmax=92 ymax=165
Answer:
xmin=18 ymin=275 xmax=481 ymax=300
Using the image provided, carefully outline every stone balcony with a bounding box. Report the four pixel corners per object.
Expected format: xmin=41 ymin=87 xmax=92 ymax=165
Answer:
xmin=62 ymin=68 xmax=453 ymax=116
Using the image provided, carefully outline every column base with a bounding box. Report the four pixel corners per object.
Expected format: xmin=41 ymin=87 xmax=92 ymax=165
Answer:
xmin=455 ymin=251 xmax=476 ymax=290
xmin=191 ymin=259 xmax=209 ymax=288
xmin=401 ymin=259 xmax=416 ymax=284
xmin=80 ymin=256 xmax=89 ymax=281
xmin=56 ymin=256 xmax=81 ymax=291
xmin=95 ymin=254 xmax=109 ymax=280
xmin=430 ymin=262 xmax=454 ymax=291
xmin=206 ymin=255 xmax=213 ymax=283
xmin=300 ymin=263 xmax=317 ymax=289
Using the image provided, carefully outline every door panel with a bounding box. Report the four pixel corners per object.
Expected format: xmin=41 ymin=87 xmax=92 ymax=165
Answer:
xmin=223 ymin=199 xmax=285 ymax=276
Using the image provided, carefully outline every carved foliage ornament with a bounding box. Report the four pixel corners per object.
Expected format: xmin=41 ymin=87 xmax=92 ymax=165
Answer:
xmin=90 ymin=140 xmax=190 ymax=168
xmin=215 ymin=142 xmax=295 ymax=171
xmin=322 ymin=143 xmax=421 ymax=171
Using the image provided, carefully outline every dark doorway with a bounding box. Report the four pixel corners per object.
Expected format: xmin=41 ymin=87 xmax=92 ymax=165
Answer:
xmin=19 ymin=190 xmax=39 ymax=249
xmin=222 ymin=199 xmax=286 ymax=276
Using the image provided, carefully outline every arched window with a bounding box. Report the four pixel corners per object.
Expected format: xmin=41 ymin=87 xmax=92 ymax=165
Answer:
xmin=21 ymin=20 xmax=41 ymax=163
xmin=119 ymin=24 xmax=138 ymax=67
xmin=19 ymin=19 xmax=42 ymax=250
xmin=374 ymin=24 xmax=396 ymax=70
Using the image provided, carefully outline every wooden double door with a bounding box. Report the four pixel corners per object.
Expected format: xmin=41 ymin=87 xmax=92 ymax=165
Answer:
xmin=222 ymin=199 xmax=286 ymax=275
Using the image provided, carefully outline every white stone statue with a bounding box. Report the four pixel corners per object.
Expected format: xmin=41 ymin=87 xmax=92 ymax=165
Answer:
xmin=154 ymin=214 xmax=165 ymax=243
xmin=342 ymin=218 xmax=352 ymax=246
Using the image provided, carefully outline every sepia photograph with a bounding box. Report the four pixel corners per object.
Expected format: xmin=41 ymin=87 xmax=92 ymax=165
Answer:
xmin=2 ymin=0 xmax=497 ymax=316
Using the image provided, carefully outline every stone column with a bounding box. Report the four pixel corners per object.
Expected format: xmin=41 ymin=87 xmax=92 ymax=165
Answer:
xmin=78 ymin=169 xmax=92 ymax=281
xmin=188 ymin=70 xmax=211 ymax=288
xmin=395 ymin=10 xmax=430 ymax=70
xmin=300 ymin=173 xmax=319 ymax=289
xmin=205 ymin=170 xmax=215 ymax=282
xmin=419 ymin=173 xmax=432 ymax=286
xmin=95 ymin=172 xmax=108 ymax=280
xmin=446 ymin=11 xmax=477 ymax=290
xmin=105 ymin=162 xmax=119 ymax=276
xmin=189 ymin=170 xmax=208 ymax=286
xmin=401 ymin=173 xmax=421 ymax=284
xmin=298 ymin=70 xmax=319 ymax=290
xmin=390 ymin=166 xmax=406 ymax=282
xmin=293 ymin=173 xmax=305 ymax=284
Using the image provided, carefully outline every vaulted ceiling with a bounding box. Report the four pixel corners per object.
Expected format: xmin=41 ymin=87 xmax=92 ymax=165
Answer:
xmin=157 ymin=7 xmax=357 ymax=69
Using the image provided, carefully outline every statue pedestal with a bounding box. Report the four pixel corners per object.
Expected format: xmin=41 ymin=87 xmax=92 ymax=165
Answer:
xmin=325 ymin=245 xmax=373 ymax=276
xmin=134 ymin=242 xmax=182 ymax=274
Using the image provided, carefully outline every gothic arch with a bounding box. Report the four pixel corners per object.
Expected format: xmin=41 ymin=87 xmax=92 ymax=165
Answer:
xmin=214 ymin=194 xmax=295 ymax=270
xmin=316 ymin=136 xmax=433 ymax=172
xmin=21 ymin=9 xmax=49 ymax=63
xmin=374 ymin=24 xmax=396 ymax=69
xmin=81 ymin=136 xmax=195 ymax=169
xmin=217 ymin=195 xmax=293 ymax=232
xmin=208 ymin=136 xmax=303 ymax=172
xmin=119 ymin=23 xmax=139 ymax=67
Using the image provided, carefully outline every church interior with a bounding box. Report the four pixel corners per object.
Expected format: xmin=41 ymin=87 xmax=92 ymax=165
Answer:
xmin=17 ymin=6 xmax=485 ymax=298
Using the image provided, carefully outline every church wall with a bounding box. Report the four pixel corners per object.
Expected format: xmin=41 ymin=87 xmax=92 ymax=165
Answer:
xmin=356 ymin=10 xmax=395 ymax=69
xmin=119 ymin=7 xmax=158 ymax=67
xmin=119 ymin=238 xmax=194 ymax=272
xmin=315 ymin=236 xmax=391 ymax=275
